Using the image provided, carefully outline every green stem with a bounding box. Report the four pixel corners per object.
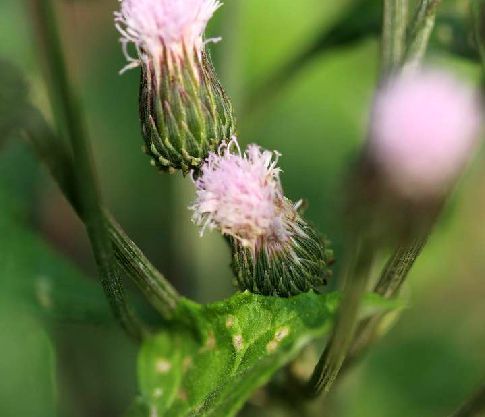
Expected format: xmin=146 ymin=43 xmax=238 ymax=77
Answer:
xmin=343 ymin=237 xmax=426 ymax=368
xmin=24 ymin=106 xmax=179 ymax=319
xmin=307 ymin=0 xmax=440 ymax=400
xmin=404 ymin=0 xmax=442 ymax=70
xmin=381 ymin=0 xmax=408 ymax=76
xmin=341 ymin=0 xmax=442 ymax=374
xmin=106 ymin=212 xmax=179 ymax=316
xmin=29 ymin=0 xmax=146 ymax=340
xmin=341 ymin=0 xmax=441 ymax=373
xmin=306 ymin=239 xmax=374 ymax=397
xmin=449 ymin=383 xmax=485 ymax=417
xmin=472 ymin=0 xmax=485 ymax=73
xmin=374 ymin=237 xmax=427 ymax=297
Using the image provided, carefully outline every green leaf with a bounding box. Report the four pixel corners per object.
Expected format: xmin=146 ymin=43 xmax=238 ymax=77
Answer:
xmin=135 ymin=291 xmax=398 ymax=417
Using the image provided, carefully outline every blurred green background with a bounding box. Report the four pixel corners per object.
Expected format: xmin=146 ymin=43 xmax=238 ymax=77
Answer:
xmin=0 ymin=0 xmax=483 ymax=416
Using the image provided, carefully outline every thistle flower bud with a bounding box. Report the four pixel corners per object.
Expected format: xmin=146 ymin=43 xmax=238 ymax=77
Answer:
xmin=115 ymin=0 xmax=235 ymax=174
xmin=369 ymin=69 xmax=482 ymax=199
xmin=190 ymin=138 xmax=333 ymax=297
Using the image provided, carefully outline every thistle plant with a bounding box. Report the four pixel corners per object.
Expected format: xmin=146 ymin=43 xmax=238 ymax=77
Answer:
xmin=190 ymin=137 xmax=333 ymax=296
xmin=1 ymin=0 xmax=484 ymax=417
xmin=115 ymin=0 xmax=235 ymax=173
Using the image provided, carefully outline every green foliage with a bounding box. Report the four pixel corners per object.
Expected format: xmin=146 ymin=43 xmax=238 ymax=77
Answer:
xmin=133 ymin=291 xmax=398 ymax=417
xmin=0 ymin=212 xmax=113 ymax=324
xmin=0 ymin=302 xmax=57 ymax=417
xmin=0 ymin=140 xmax=99 ymax=417
xmin=238 ymin=0 xmax=357 ymax=87
xmin=0 ymin=59 xmax=28 ymax=142
xmin=0 ymin=144 xmax=112 ymax=324
xmin=0 ymin=0 xmax=483 ymax=416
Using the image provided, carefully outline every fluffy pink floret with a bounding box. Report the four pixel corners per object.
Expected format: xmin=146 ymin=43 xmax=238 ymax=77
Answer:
xmin=114 ymin=0 xmax=221 ymax=69
xmin=370 ymin=69 xmax=482 ymax=198
xmin=190 ymin=138 xmax=289 ymax=248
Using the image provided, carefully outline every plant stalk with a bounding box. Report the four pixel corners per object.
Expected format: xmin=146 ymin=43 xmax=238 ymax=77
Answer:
xmin=343 ymin=236 xmax=426 ymax=369
xmin=381 ymin=0 xmax=408 ymax=76
xmin=24 ymin=106 xmax=179 ymax=319
xmin=342 ymin=0 xmax=441 ymax=371
xmin=306 ymin=239 xmax=374 ymax=397
xmin=29 ymin=0 xmax=146 ymax=340
xmin=404 ymin=0 xmax=442 ymax=71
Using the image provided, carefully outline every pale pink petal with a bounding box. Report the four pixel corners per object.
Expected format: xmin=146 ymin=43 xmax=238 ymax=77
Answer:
xmin=114 ymin=0 xmax=221 ymax=67
xmin=190 ymin=137 xmax=292 ymax=250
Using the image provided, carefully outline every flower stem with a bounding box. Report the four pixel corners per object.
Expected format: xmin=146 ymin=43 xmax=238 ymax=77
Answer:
xmin=337 ymin=0 xmax=443 ymax=378
xmin=29 ymin=0 xmax=147 ymax=340
xmin=24 ymin=106 xmax=179 ymax=319
xmin=106 ymin=211 xmax=179 ymax=316
xmin=306 ymin=239 xmax=374 ymax=397
xmin=307 ymin=0 xmax=443 ymax=401
xmin=381 ymin=0 xmax=408 ymax=76
xmin=343 ymin=236 xmax=427 ymax=369
xmin=404 ymin=0 xmax=442 ymax=71
xmin=374 ymin=236 xmax=427 ymax=297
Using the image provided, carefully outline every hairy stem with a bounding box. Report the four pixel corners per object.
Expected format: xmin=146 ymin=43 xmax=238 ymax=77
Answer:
xmin=374 ymin=237 xmax=427 ymax=297
xmin=306 ymin=240 xmax=374 ymax=397
xmin=24 ymin=106 xmax=179 ymax=319
xmin=106 ymin=212 xmax=179 ymax=316
xmin=29 ymin=0 xmax=147 ymax=340
xmin=339 ymin=0 xmax=442 ymax=374
xmin=381 ymin=0 xmax=408 ymax=76
xmin=404 ymin=0 xmax=442 ymax=70
xmin=343 ymin=237 xmax=426 ymax=369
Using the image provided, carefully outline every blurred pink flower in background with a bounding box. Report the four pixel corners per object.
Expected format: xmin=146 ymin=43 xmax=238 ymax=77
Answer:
xmin=369 ymin=69 xmax=482 ymax=199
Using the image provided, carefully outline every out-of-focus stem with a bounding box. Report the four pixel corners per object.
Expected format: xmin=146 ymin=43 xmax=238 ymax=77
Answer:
xmin=342 ymin=237 xmax=427 ymax=369
xmin=381 ymin=0 xmax=408 ymax=76
xmin=24 ymin=106 xmax=179 ymax=319
xmin=306 ymin=239 xmax=374 ymax=397
xmin=404 ymin=0 xmax=442 ymax=71
xmin=341 ymin=0 xmax=442 ymax=373
xmin=29 ymin=0 xmax=146 ymax=340
xmin=472 ymin=0 xmax=485 ymax=73
xmin=449 ymin=383 xmax=485 ymax=417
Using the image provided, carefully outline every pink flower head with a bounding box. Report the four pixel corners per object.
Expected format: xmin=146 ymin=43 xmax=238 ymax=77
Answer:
xmin=369 ymin=69 xmax=482 ymax=198
xmin=114 ymin=0 xmax=221 ymax=72
xmin=190 ymin=137 xmax=298 ymax=251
